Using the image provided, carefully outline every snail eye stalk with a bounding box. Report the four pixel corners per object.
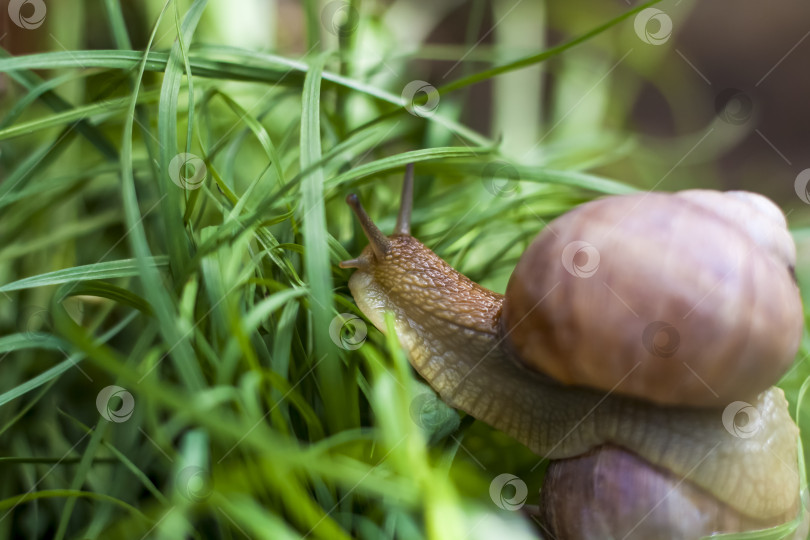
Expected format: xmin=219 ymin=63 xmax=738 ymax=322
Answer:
xmin=341 ymin=164 xmax=415 ymax=267
xmin=344 ymin=193 xmax=390 ymax=260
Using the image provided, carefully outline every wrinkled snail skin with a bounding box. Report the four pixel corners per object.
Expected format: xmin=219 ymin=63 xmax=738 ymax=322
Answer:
xmin=341 ymin=170 xmax=803 ymax=536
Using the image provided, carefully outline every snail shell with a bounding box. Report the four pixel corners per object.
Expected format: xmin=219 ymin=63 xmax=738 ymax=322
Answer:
xmin=502 ymin=190 xmax=802 ymax=407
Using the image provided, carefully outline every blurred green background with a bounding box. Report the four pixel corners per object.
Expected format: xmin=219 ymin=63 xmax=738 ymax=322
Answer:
xmin=1 ymin=0 xmax=809 ymax=538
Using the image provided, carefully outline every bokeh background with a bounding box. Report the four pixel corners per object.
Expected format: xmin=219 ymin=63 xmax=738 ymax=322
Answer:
xmin=1 ymin=0 xmax=809 ymax=538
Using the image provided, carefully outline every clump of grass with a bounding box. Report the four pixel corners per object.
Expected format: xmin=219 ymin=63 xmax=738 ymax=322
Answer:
xmin=0 ymin=1 xmax=807 ymax=539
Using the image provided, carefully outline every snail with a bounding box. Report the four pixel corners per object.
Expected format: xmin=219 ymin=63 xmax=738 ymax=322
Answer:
xmin=339 ymin=164 xmax=805 ymax=538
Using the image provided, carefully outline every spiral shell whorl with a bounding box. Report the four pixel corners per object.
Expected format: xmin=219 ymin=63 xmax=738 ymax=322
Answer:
xmin=502 ymin=191 xmax=802 ymax=407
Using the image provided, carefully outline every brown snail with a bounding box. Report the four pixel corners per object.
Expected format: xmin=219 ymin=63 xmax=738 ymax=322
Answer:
xmin=340 ymin=164 xmax=805 ymax=538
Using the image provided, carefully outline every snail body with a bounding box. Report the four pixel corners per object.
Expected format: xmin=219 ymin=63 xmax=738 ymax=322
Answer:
xmin=340 ymin=165 xmax=804 ymax=537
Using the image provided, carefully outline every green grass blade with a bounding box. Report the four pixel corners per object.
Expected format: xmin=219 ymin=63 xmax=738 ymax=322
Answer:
xmin=102 ymin=0 xmax=133 ymax=50
xmin=157 ymin=1 xmax=208 ymax=278
xmin=0 ymin=70 xmax=88 ymax=129
xmin=0 ymin=48 xmax=119 ymax=159
xmin=0 ymin=312 xmax=137 ymax=408
xmin=215 ymin=90 xmax=286 ymax=188
xmin=120 ymin=0 xmax=205 ymax=390
xmin=0 ymin=257 xmax=168 ymax=293
xmin=0 ymin=48 xmax=492 ymax=145
xmin=60 ymin=280 xmax=153 ymax=315
xmin=0 ymin=490 xmax=149 ymax=522
xmin=0 ymin=333 xmax=67 ymax=353
xmin=54 ymin=418 xmax=108 ymax=540
xmin=0 ymin=89 xmax=163 ymax=141
xmin=300 ymin=52 xmax=357 ymax=432
xmin=324 ymin=147 xmax=493 ymax=190
xmin=424 ymin=160 xmax=639 ymax=195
